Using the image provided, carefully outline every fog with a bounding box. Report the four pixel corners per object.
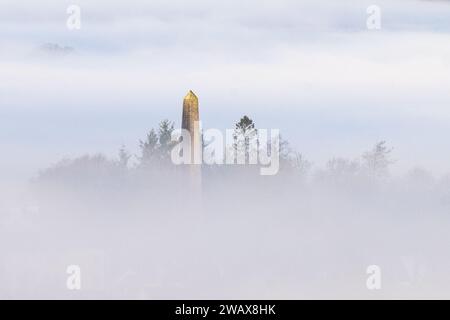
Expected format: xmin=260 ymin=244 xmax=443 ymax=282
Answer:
xmin=1 ymin=137 xmax=450 ymax=299
xmin=1 ymin=0 xmax=450 ymax=299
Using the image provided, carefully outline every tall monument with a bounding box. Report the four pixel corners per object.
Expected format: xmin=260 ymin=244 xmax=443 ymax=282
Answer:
xmin=182 ymin=90 xmax=202 ymax=188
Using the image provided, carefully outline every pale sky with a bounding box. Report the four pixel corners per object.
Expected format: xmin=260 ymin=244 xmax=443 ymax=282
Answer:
xmin=1 ymin=0 xmax=450 ymax=183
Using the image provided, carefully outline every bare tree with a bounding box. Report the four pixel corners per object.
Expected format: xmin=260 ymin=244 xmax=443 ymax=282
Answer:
xmin=117 ymin=145 xmax=131 ymax=168
xmin=362 ymin=141 xmax=394 ymax=178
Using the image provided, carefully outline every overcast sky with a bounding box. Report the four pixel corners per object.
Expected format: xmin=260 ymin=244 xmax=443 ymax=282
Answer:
xmin=1 ymin=0 xmax=450 ymax=183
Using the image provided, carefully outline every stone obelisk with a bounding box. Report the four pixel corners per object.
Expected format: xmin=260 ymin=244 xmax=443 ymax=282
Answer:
xmin=182 ymin=90 xmax=202 ymax=190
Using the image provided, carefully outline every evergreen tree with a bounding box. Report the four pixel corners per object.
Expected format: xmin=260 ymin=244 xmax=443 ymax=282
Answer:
xmin=233 ymin=115 xmax=258 ymax=164
xmin=139 ymin=129 xmax=158 ymax=166
xmin=138 ymin=120 xmax=176 ymax=167
xmin=157 ymin=119 xmax=175 ymax=162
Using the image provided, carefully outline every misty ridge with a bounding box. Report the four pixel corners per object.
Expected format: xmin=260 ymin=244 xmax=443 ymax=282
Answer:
xmin=31 ymin=115 xmax=450 ymax=220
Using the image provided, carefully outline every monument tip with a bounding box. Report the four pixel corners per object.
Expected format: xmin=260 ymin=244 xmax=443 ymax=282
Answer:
xmin=185 ymin=90 xmax=198 ymax=100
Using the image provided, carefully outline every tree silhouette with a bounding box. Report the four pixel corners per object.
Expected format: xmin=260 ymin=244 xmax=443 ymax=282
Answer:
xmin=138 ymin=120 xmax=175 ymax=167
xmin=362 ymin=141 xmax=394 ymax=178
xmin=233 ymin=115 xmax=258 ymax=164
xmin=139 ymin=129 xmax=159 ymax=167
xmin=117 ymin=145 xmax=131 ymax=168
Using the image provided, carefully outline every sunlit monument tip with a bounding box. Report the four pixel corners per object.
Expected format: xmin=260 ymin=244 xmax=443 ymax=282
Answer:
xmin=182 ymin=90 xmax=199 ymax=132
